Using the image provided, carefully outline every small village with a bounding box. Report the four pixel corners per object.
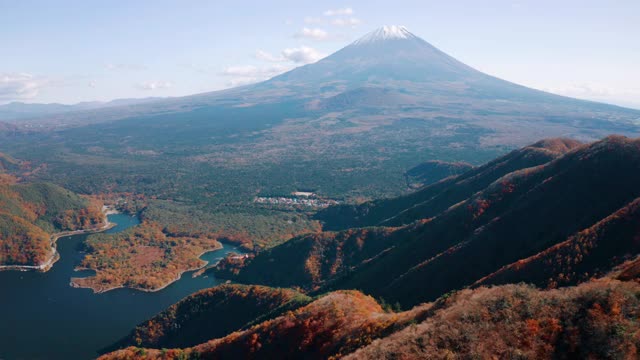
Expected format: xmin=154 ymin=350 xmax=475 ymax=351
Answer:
xmin=253 ymin=192 xmax=340 ymax=209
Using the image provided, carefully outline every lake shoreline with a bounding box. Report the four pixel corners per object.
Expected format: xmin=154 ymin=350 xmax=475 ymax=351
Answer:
xmin=0 ymin=207 xmax=117 ymax=273
xmin=70 ymin=241 xmax=228 ymax=294
xmin=0 ymin=214 xmax=245 ymax=360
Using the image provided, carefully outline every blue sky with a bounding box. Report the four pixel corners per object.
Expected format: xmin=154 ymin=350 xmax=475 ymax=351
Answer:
xmin=1 ymin=0 xmax=639 ymax=108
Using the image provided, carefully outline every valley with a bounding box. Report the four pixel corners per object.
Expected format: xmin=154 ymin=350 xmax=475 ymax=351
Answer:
xmin=0 ymin=213 xmax=248 ymax=359
xmin=1 ymin=21 xmax=640 ymax=360
xmin=98 ymin=135 xmax=640 ymax=359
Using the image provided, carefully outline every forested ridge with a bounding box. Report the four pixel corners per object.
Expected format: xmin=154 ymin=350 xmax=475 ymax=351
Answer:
xmin=102 ymin=279 xmax=640 ymax=360
xmin=0 ymin=157 xmax=104 ymax=266
xmin=218 ymin=136 xmax=640 ymax=308
xmin=107 ymin=285 xmax=311 ymax=351
xmin=99 ymin=136 xmax=640 ymax=359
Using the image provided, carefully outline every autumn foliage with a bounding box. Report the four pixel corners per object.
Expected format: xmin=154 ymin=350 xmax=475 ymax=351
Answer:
xmin=101 ymin=290 xmax=419 ymax=360
xmin=108 ymin=285 xmax=309 ymax=351
xmin=476 ymin=196 xmax=640 ymax=289
xmin=347 ymin=280 xmax=640 ymax=359
xmin=72 ymin=221 xmax=222 ymax=292
xmin=100 ymin=279 xmax=640 ymax=360
xmin=217 ymin=226 xmax=396 ymax=289
xmin=315 ymin=137 xmax=581 ymax=230
xmin=229 ymin=136 xmax=640 ymax=309
xmin=0 ymin=181 xmax=104 ymax=266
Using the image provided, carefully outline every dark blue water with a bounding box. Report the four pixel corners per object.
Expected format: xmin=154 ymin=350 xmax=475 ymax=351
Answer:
xmin=0 ymin=214 xmax=244 ymax=360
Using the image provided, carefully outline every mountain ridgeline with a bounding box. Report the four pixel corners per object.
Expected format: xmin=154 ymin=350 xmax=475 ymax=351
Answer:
xmin=99 ymin=136 xmax=640 ymax=358
xmin=404 ymin=160 xmax=474 ymax=188
xmin=314 ymin=138 xmax=582 ymax=230
xmin=3 ymin=25 xmax=640 ymax=359
xmin=1 ymin=27 xmax=638 ymax=260
xmin=106 ymin=285 xmax=311 ymax=351
xmin=0 ymin=155 xmax=104 ymax=267
xmin=103 ymin=280 xmax=640 ymax=359
xmin=218 ymin=136 xmax=640 ymax=307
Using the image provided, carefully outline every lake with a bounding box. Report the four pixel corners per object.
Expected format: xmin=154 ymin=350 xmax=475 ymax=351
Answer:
xmin=0 ymin=214 xmax=245 ymax=360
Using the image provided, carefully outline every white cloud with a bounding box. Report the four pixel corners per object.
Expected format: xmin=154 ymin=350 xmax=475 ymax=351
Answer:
xmin=282 ymin=46 xmax=325 ymax=64
xmin=332 ymin=17 xmax=361 ymax=27
xmin=255 ymin=50 xmax=284 ymax=62
xmin=294 ymin=27 xmax=329 ymax=41
xmin=255 ymin=47 xmax=325 ymax=65
xmin=220 ymin=64 xmax=292 ymax=87
xmin=105 ymin=63 xmax=147 ymax=71
xmin=0 ymin=73 xmax=46 ymax=103
xmin=324 ymin=7 xmax=354 ymax=16
xmin=304 ymin=16 xmax=323 ymax=24
xmin=88 ymin=80 xmax=97 ymax=88
xmin=137 ymin=80 xmax=173 ymax=90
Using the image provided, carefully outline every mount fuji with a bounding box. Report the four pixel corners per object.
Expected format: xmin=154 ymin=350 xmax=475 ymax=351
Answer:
xmin=4 ymin=26 xmax=639 ymax=146
xmin=1 ymin=26 xmax=639 ymax=250
xmin=251 ymin=26 xmax=637 ymax=121
xmin=269 ymin=25 xmax=481 ymax=86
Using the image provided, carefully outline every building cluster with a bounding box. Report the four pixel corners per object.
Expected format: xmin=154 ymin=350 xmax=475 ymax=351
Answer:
xmin=254 ymin=196 xmax=339 ymax=209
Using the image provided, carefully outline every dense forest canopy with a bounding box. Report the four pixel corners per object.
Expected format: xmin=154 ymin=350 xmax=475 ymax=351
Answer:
xmin=0 ymin=164 xmax=104 ymax=266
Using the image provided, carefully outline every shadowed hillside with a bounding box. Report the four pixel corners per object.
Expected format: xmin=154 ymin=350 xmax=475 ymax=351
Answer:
xmin=219 ymin=136 xmax=640 ymax=309
xmin=475 ymin=197 xmax=640 ymax=289
xmin=0 ymin=152 xmax=23 ymax=173
xmin=315 ymin=138 xmax=581 ymax=230
xmin=101 ymin=290 xmax=423 ymax=360
xmin=404 ymin=160 xmax=474 ymax=188
xmin=101 ymin=280 xmax=640 ymax=359
xmin=99 ymin=135 xmax=640 ymax=359
xmin=106 ymin=285 xmax=310 ymax=351
xmin=216 ymin=227 xmax=397 ymax=289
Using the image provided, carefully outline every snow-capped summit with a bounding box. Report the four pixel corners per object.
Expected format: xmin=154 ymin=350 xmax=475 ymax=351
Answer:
xmin=352 ymin=25 xmax=418 ymax=45
xmin=270 ymin=24 xmax=478 ymax=85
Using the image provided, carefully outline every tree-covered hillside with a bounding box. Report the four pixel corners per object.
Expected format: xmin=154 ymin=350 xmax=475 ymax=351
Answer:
xmin=0 ymin=155 xmax=104 ymax=266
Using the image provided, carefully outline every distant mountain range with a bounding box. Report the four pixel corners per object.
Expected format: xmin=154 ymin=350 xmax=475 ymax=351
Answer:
xmin=0 ymin=97 xmax=163 ymax=122
xmin=4 ymin=26 xmax=640 ymax=146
